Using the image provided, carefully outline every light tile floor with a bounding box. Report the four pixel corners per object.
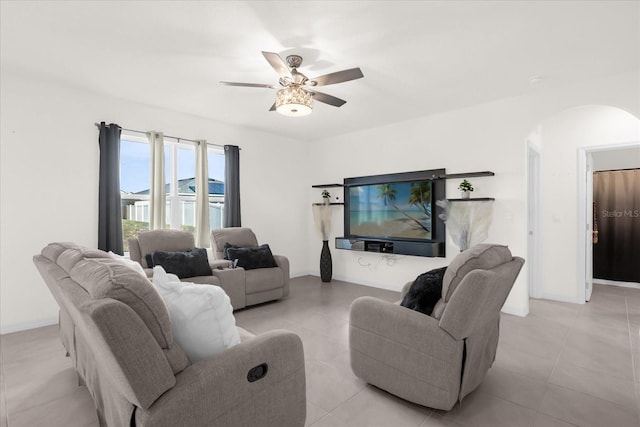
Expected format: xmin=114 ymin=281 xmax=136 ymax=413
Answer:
xmin=1 ymin=277 xmax=638 ymax=427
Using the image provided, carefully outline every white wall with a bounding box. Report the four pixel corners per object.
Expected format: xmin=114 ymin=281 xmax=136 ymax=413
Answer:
xmin=307 ymin=71 xmax=640 ymax=316
xmin=0 ymin=70 xmax=309 ymax=333
xmin=537 ymin=106 xmax=640 ymax=302
xmin=2 ymin=70 xmax=639 ymax=332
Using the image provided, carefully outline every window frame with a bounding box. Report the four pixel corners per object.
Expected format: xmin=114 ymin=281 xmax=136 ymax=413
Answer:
xmin=120 ymin=132 xmax=225 ymax=240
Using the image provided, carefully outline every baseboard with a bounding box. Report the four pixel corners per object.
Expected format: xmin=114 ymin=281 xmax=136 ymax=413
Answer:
xmin=0 ymin=317 xmax=58 ymax=335
xmin=293 ymin=272 xmax=402 ymax=292
xmin=538 ymin=291 xmax=582 ymax=304
xmin=330 ymin=274 xmax=401 ymax=292
xmin=291 ymin=271 xmax=316 ymax=279
xmin=593 ymin=279 xmax=640 ymax=289
xmin=501 ymin=304 xmax=528 ymax=317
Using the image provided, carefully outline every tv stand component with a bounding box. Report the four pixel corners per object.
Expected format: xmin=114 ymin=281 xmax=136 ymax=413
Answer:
xmin=335 ymin=237 xmax=445 ymax=258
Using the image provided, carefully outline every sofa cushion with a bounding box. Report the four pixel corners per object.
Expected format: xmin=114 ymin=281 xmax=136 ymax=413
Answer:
xmin=400 ymin=267 xmax=447 ymax=316
xmin=211 ymin=227 xmax=259 ymax=259
xmin=442 ymin=244 xmax=512 ymax=302
xmin=226 ymin=244 xmax=278 ymax=270
xmin=152 ymin=266 xmax=241 ymax=363
xmin=151 ymin=248 xmax=212 ymax=279
xmin=108 ymin=251 xmax=147 ymax=277
xmin=56 ymin=244 xmax=111 ymax=272
xmin=67 ymin=253 xmax=174 ymax=350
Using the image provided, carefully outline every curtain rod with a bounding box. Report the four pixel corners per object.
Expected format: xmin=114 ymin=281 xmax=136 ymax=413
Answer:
xmin=94 ymin=122 xmax=232 ymax=149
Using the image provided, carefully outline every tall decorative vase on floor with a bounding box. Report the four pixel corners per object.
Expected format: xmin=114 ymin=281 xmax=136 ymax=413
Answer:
xmin=312 ymin=203 xmax=333 ymax=283
xmin=320 ymin=240 xmax=332 ymax=282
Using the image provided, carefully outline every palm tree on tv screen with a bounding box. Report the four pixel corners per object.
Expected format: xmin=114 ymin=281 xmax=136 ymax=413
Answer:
xmin=408 ymin=181 xmax=432 ymax=220
xmin=375 ymin=184 xmax=397 ymax=206
xmin=375 ymin=183 xmax=430 ymax=234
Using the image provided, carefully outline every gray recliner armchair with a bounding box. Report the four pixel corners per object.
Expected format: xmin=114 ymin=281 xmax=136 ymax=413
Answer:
xmin=349 ymin=244 xmax=524 ymax=410
xmin=210 ymin=227 xmax=290 ymax=308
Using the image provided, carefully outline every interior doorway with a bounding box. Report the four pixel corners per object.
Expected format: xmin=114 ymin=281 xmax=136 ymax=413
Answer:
xmin=578 ymin=142 xmax=640 ymax=301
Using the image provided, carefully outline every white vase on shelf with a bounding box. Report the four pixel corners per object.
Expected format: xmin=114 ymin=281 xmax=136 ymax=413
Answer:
xmin=461 ymin=190 xmax=471 ymax=199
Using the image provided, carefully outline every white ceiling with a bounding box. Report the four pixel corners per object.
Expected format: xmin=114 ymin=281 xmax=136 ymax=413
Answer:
xmin=2 ymin=1 xmax=639 ymax=141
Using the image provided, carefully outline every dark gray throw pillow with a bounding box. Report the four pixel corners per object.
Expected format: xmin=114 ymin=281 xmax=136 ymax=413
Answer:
xmin=223 ymin=242 xmax=240 ymax=260
xmin=151 ymin=247 xmax=212 ymax=279
xmin=226 ymin=244 xmax=278 ymax=270
xmin=400 ymin=267 xmax=447 ymax=316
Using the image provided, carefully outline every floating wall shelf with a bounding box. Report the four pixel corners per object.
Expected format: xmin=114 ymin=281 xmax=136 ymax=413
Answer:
xmin=311 ymin=184 xmax=343 ymax=188
xmin=433 ymin=171 xmax=495 ymax=180
xmin=312 ymin=202 xmax=344 ymax=206
xmin=312 ymin=171 xmax=495 ymax=188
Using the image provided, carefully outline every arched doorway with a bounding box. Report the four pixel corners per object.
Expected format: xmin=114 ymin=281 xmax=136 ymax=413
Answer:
xmin=526 ymin=105 xmax=640 ymax=303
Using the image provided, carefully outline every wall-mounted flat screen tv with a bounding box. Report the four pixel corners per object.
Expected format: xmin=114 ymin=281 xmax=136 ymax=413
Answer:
xmin=344 ymin=169 xmax=446 ymax=246
xmin=348 ymin=180 xmax=433 ymax=240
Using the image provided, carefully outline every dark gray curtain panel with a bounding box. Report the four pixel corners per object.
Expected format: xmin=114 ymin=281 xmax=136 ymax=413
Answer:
xmin=224 ymin=145 xmax=241 ymax=227
xmin=98 ymin=122 xmax=124 ymax=254
xmin=593 ymin=169 xmax=640 ymax=282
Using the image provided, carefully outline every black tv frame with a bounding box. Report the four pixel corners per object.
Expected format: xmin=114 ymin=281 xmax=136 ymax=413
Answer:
xmin=336 ymin=168 xmax=446 ymax=258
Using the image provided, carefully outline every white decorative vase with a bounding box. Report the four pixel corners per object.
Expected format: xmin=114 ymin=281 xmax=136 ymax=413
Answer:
xmin=323 ymin=197 xmax=331 ymax=205
xmin=461 ymin=190 xmax=470 ymax=199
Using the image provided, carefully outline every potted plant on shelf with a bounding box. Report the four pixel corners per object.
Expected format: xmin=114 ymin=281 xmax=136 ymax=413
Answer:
xmin=321 ymin=190 xmax=331 ymax=205
xmin=458 ymin=179 xmax=474 ymax=199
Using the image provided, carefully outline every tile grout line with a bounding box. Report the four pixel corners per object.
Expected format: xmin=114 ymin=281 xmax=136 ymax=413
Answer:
xmin=531 ymin=302 xmax=580 ymax=424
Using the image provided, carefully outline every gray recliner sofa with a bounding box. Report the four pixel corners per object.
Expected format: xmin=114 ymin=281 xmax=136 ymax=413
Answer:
xmin=129 ymin=228 xmax=290 ymax=310
xmin=349 ymin=244 xmax=524 ymax=410
xmin=33 ymin=242 xmax=306 ymax=427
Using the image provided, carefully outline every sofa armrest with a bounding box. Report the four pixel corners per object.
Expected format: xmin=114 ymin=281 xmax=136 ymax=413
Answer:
xmin=273 ymin=255 xmax=290 ymax=297
xmin=210 ymin=259 xmax=232 ymax=269
xmin=209 ymin=268 xmax=246 ymax=310
xmin=136 ymin=330 xmax=306 ymax=427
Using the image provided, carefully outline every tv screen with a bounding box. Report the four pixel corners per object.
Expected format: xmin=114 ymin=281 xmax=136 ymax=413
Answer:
xmin=348 ymin=180 xmax=433 ymax=240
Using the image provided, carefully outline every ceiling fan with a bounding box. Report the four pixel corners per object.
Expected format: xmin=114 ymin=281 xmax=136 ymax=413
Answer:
xmin=220 ymin=51 xmax=364 ymax=117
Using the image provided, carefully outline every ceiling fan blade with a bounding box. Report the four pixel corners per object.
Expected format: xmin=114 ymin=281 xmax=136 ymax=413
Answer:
xmin=220 ymin=81 xmax=275 ymax=89
xmin=309 ymin=68 xmax=364 ymax=87
xmin=311 ymin=91 xmax=347 ymax=107
xmin=269 ymin=103 xmax=276 ymax=111
xmin=262 ymin=51 xmax=292 ymax=78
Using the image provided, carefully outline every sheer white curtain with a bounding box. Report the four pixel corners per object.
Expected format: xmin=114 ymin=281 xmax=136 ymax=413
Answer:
xmin=195 ymin=140 xmax=211 ymax=247
xmin=147 ymin=131 xmax=166 ymax=230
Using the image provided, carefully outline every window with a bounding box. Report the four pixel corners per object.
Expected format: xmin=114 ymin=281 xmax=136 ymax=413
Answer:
xmin=120 ymin=136 xmax=151 ymax=251
xmin=120 ymin=134 xmax=224 ymax=251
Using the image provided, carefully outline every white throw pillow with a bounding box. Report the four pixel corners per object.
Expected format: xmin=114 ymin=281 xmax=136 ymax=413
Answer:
xmin=107 ymin=251 xmax=147 ymax=277
xmin=152 ymin=266 xmax=240 ymax=363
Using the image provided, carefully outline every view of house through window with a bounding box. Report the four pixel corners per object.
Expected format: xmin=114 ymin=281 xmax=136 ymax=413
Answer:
xmin=120 ymin=134 xmax=225 ymax=251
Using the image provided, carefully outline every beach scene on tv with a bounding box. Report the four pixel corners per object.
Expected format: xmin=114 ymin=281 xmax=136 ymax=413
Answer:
xmin=349 ymin=181 xmax=432 ymax=240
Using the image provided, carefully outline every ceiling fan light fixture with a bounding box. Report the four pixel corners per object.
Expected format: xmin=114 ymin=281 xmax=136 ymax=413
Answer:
xmin=275 ymin=85 xmax=313 ymax=117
